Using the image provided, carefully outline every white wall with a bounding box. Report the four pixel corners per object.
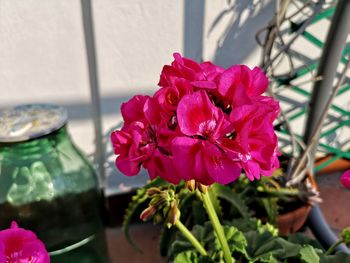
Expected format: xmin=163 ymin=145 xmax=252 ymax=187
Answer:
xmin=0 ymin=0 xmax=273 ymax=155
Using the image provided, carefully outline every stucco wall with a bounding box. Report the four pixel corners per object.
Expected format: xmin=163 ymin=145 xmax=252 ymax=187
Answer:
xmin=0 ymin=0 xmax=273 ymax=154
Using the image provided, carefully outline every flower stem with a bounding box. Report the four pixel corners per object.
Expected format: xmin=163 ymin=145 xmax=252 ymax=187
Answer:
xmin=325 ymin=239 xmax=344 ymax=255
xmin=174 ymin=220 xmax=208 ymax=256
xmin=201 ymin=189 xmax=234 ymax=263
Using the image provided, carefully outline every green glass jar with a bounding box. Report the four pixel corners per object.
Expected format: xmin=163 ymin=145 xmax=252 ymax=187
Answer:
xmin=0 ymin=104 xmax=109 ymax=262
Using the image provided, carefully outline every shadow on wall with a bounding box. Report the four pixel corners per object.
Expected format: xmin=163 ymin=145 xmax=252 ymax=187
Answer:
xmin=183 ymin=0 xmax=274 ymax=67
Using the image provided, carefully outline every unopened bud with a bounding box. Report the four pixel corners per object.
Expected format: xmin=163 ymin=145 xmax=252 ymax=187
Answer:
xmin=198 ymin=183 xmax=208 ymax=193
xmin=186 ymin=180 xmax=196 ymax=192
xmin=166 ymin=202 xmax=180 ymax=226
xmin=341 ymin=227 xmax=350 ymax=246
xmin=147 ymin=187 xmax=161 ymax=197
xmin=150 ymin=196 xmax=166 ymax=208
xmin=140 ymin=206 xmax=157 ymax=222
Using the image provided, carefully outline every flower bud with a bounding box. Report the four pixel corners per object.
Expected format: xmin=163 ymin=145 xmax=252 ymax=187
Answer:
xmin=198 ymin=183 xmax=208 ymax=193
xmin=185 ymin=180 xmax=196 ymax=192
xmin=146 ymin=187 xmax=161 ymax=197
xmin=150 ymin=196 xmax=166 ymax=208
xmin=341 ymin=227 xmax=350 ymax=246
xmin=140 ymin=206 xmax=157 ymax=222
xmin=166 ymin=202 xmax=180 ymax=226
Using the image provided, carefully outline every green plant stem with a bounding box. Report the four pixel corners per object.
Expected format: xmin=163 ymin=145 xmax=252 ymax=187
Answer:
xmin=202 ymin=190 xmax=234 ymax=263
xmin=174 ymin=220 xmax=208 ymax=256
xmin=325 ymin=239 xmax=344 ymax=255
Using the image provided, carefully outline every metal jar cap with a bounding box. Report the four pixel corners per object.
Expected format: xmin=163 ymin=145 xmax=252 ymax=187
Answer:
xmin=0 ymin=104 xmax=68 ymax=143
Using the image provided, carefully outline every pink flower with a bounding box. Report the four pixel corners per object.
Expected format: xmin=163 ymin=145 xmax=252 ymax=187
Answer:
xmin=158 ymin=53 xmax=203 ymax=87
xmin=218 ymin=65 xmax=268 ymax=107
xmin=111 ymin=121 xmax=156 ymax=176
xmin=173 ymin=91 xmax=241 ymax=185
xmin=121 ymin=95 xmax=150 ymax=124
xmin=143 ymin=149 xmax=182 ymax=184
xmin=111 ymin=95 xmax=180 ymax=183
xmin=341 ymin=170 xmax=350 ymax=189
xmin=227 ymin=102 xmax=280 ymax=180
xmin=154 ymin=78 xmax=193 ymax=113
xmin=0 ymin=222 xmax=50 ymax=263
xmin=158 ymin=53 xmax=223 ymax=91
xmin=111 ymin=53 xmax=281 ymax=186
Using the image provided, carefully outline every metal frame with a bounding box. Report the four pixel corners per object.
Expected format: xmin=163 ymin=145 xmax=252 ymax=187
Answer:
xmin=304 ymin=0 xmax=350 ymax=253
xmin=81 ymin=0 xmax=106 ymax=190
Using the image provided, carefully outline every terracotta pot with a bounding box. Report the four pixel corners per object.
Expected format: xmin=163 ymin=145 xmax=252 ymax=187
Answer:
xmin=277 ymin=203 xmax=311 ymax=235
xmin=276 ymin=172 xmax=318 ymax=236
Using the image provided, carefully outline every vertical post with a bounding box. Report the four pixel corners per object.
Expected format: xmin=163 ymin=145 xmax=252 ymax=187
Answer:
xmin=183 ymin=0 xmax=205 ymax=61
xmin=304 ymin=0 xmax=350 ymax=253
xmin=80 ymin=0 xmax=106 ymax=189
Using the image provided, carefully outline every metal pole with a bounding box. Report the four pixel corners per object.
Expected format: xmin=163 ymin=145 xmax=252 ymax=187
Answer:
xmin=304 ymin=0 xmax=350 ymax=253
xmin=81 ymin=0 xmax=106 ymax=189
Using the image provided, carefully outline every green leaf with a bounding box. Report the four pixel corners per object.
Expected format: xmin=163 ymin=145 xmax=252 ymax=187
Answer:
xmin=173 ymin=251 xmax=214 ymax=263
xmin=287 ymin=233 xmax=323 ymax=249
xmin=224 ymin=226 xmax=247 ymax=254
xmin=227 ymin=218 xmax=278 ymax=236
xmin=244 ymin=230 xmax=302 ymax=262
xmin=204 ymin=223 xmax=247 ymax=260
xmin=300 ymin=245 xmax=320 ymax=263
xmin=212 ymin=184 xmax=250 ymax=218
xmin=174 ymin=251 xmax=198 ymax=263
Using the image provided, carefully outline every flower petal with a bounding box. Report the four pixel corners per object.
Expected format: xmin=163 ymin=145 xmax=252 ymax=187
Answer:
xmin=121 ymin=95 xmax=149 ymax=124
xmin=204 ymin=142 xmax=241 ymax=184
xmin=177 ymin=91 xmax=218 ymax=136
xmin=172 ymin=136 xmax=201 ymax=182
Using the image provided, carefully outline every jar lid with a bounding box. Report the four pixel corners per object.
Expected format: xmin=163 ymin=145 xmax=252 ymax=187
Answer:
xmin=0 ymin=104 xmax=68 ymax=143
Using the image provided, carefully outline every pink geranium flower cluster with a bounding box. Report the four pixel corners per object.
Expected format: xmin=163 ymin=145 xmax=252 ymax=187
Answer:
xmin=0 ymin=222 xmax=50 ymax=263
xmin=111 ymin=53 xmax=280 ymax=185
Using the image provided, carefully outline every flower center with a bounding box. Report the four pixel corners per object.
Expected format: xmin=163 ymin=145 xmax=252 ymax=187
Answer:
xmin=199 ymin=120 xmax=217 ymax=138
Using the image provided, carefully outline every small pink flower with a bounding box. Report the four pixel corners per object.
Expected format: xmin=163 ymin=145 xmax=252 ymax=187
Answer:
xmin=177 ymin=90 xmax=232 ymax=140
xmin=154 ymin=78 xmax=193 ymax=112
xmin=0 ymin=222 xmax=50 ymax=263
xmin=341 ymin=170 xmax=350 ymax=189
xmin=121 ymin=95 xmax=150 ymax=124
xmin=173 ymin=91 xmax=241 ymax=185
xmin=158 ymin=53 xmax=223 ymax=91
xmin=172 ymin=138 xmax=241 ymax=185
xmin=228 ymin=102 xmax=280 ymax=180
xmin=218 ymin=65 xmax=268 ymax=107
xmin=158 ymin=53 xmax=204 ymax=87
xmin=111 ymin=122 xmax=156 ymax=176
xmin=143 ymin=149 xmax=182 ymax=184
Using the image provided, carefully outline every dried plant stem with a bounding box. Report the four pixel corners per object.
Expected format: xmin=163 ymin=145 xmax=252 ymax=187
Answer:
xmin=287 ymin=55 xmax=350 ymax=186
xmin=262 ymin=0 xmax=325 ymax=72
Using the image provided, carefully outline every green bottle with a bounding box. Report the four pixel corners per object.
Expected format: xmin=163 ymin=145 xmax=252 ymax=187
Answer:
xmin=0 ymin=104 xmax=109 ymax=263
